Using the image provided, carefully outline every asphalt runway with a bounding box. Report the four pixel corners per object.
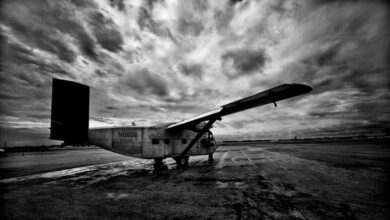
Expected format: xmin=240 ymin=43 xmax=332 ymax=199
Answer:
xmin=1 ymin=143 xmax=389 ymax=219
xmin=0 ymin=147 xmax=130 ymax=179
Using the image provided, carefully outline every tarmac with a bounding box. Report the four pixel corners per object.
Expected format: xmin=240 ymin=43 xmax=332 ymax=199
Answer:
xmin=1 ymin=143 xmax=389 ymax=219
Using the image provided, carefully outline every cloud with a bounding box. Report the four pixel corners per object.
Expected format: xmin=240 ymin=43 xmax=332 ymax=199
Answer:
xmin=95 ymin=69 xmax=108 ymax=77
xmin=221 ymin=48 xmax=269 ymax=78
xmin=70 ymin=0 xmax=93 ymax=8
xmin=178 ymin=63 xmax=203 ymax=78
xmin=137 ymin=6 xmax=171 ymax=38
xmin=1 ymin=0 xmax=100 ymax=62
xmin=117 ymin=68 xmax=169 ymax=97
xmin=0 ymin=0 xmax=389 ymax=145
xmin=2 ymin=20 xmax=76 ymax=63
xmin=89 ymin=11 xmax=124 ymax=52
xmin=109 ymin=0 xmax=125 ymax=11
xmin=0 ymin=125 xmax=57 ymax=146
xmin=213 ymin=6 xmax=235 ymax=33
xmin=177 ymin=18 xmax=204 ymax=36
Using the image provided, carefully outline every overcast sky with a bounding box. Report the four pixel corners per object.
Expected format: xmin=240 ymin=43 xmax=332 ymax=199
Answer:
xmin=0 ymin=0 xmax=389 ymax=146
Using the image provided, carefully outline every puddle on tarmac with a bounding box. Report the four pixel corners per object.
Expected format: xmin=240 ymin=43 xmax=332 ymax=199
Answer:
xmin=106 ymin=193 xmax=130 ymax=200
xmin=216 ymin=181 xmax=246 ymax=189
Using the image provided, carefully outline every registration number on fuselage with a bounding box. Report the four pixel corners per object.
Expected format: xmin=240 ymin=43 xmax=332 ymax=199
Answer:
xmin=117 ymin=132 xmax=138 ymax=138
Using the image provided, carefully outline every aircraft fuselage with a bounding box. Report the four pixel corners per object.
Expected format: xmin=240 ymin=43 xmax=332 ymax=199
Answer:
xmin=88 ymin=126 xmax=218 ymax=159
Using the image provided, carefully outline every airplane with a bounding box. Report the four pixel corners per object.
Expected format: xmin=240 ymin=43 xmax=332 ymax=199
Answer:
xmin=50 ymin=78 xmax=312 ymax=167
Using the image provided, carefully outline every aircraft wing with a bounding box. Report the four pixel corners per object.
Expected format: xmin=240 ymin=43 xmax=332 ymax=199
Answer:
xmin=166 ymin=83 xmax=312 ymax=131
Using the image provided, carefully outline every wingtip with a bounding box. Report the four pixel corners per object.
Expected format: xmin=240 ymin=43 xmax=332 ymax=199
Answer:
xmin=293 ymin=83 xmax=313 ymax=94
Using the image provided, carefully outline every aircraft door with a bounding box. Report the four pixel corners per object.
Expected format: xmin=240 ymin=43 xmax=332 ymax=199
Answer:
xmin=170 ymin=139 xmax=180 ymax=155
xmin=200 ymin=138 xmax=209 ymax=148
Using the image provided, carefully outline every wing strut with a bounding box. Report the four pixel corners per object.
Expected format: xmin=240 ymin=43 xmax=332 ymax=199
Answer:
xmin=181 ymin=119 xmax=217 ymax=156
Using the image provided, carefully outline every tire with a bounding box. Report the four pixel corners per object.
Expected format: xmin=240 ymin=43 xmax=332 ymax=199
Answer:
xmin=154 ymin=158 xmax=163 ymax=164
xmin=154 ymin=158 xmax=164 ymax=168
xmin=208 ymin=154 xmax=214 ymax=164
xmin=153 ymin=158 xmax=166 ymax=170
xmin=175 ymin=156 xmax=189 ymax=167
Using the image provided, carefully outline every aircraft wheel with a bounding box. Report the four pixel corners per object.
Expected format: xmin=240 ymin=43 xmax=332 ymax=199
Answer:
xmin=175 ymin=156 xmax=189 ymax=167
xmin=153 ymin=158 xmax=167 ymax=171
xmin=154 ymin=158 xmax=163 ymax=166
xmin=208 ymin=154 xmax=214 ymax=164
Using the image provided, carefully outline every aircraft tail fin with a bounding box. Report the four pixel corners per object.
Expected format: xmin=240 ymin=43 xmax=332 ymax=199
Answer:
xmin=50 ymin=78 xmax=90 ymax=145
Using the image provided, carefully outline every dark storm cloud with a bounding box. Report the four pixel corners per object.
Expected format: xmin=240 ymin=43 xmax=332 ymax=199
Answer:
xmin=0 ymin=92 xmax=22 ymax=100
xmin=213 ymin=2 xmax=237 ymax=33
xmin=70 ymin=0 xmax=93 ymax=7
xmin=0 ymin=1 xmax=81 ymax=63
xmin=141 ymin=0 xmax=208 ymax=39
xmin=155 ymin=103 xmax=209 ymax=115
xmin=109 ymin=0 xmax=125 ymax=11
xmin=119 ymin=68 xmax=168 ymax=97
xmin=0 ymin=93 xmax=51 ymax=123
xmin=162 ymin=88 xmax=221 ymax=108
xmin=0 ymin=125 xmax=57 ymax=146
xmin=77 ymin=33 xmax=99 ymax=61
xmin=295 ymin=121 xmax=387 ymax=137
xmin=1 ymin=37 xmax=38 ymax=65
xmin=95 ymin=70 xmax=108 ymax=77
xmin=2 ymin=20 xmax=76 ymax=63
xmin=1 ymin=38 xmax=73 ymax=78
xmin=178 ymin=63 xmax=203 ymax=78
xmin=89 ymin=11 xmax=124 ymax=52
xmin=353 ymin=101 xmax=390 ymax=118
xmin=304 ymin=43 xmax=341 ymax=67
xmin=137 ymin=7 xmax=168 ymax=37
xmin=269 ymin=0 xmax=288 ymax=14
xmin=298 ymin=41 xmax=388 ymax=96
xmin=311 ymin=0 xmax=364 ymax=7
xmin=143 ymin=0 xmax=161 ymax=10
xmin=265 ymin=2 xmax=389 ymax=97
xmin=221 ymin=48 xmax=269 ymax=77
xmin=229 ymin=0 xmax=244 ymax=5
xmin=0 ymin=71 xmax=52 ymax=100
xmin=192 ymin=0 xmax=209 ymax=11
xmin=46 ymin=4 xmax=99 ymax=60
xmin=213 ymin=10 xmax=230 ymax=32
xmin=304 ymin=88 xmax=390 ymax=136
xmin=177 ymin=18 xmax=204 ymax=36
xmin=97 ymin=102 xmax=159 ymax=118
xmin=1 ymin=0 xmax=99 ymax=61
xmin=0 ymin=37 xmax=65 ymax=131
xmin=138 ymin=7 xmax=153 ymax=30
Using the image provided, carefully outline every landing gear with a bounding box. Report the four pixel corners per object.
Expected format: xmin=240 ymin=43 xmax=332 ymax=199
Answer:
xmin=174 ymin=156 xmax=189 ymax=167
xmin=154 ymin=158 xmax=164 ymax=169
xmin=154 ymin=158 xmax=163 ymax=164
xmin=208 ymin=153 xmax=214 ymax=164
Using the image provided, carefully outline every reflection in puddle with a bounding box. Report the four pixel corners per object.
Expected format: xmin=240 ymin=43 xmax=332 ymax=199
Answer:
xmin=215 ymin=181 xmax=246 ymax=189
xmin=0 ymin=160 xmax=153 ymax=184
xmin=106 ymin=193 xmax=130 ymax=200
